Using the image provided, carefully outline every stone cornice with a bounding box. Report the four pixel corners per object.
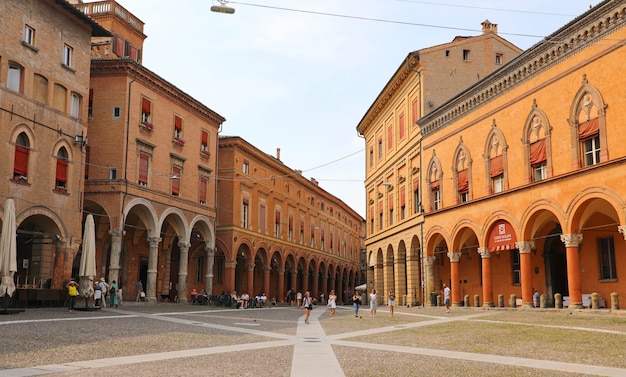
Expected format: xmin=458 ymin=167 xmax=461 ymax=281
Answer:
xmin=420 ymin=0 xmax=625 ymax=137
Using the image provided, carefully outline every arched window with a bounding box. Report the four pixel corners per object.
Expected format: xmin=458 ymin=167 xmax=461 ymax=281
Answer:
xmin=484 ymin=122 xmax=508 ymax=194
xmin=522 ymin=103 xmax=552 ymax=183
xmin=427 ymin=155 xmax=443 ymax=211
xmin=452 ymin=140 xmax=472 ymax=203
xmin=569 ymin=77 xmax=607 ymax=168
xmin=55 ymin=147 xmax=69 ymax=191
xmin=13 ymin=132 xmax=30 ymax=181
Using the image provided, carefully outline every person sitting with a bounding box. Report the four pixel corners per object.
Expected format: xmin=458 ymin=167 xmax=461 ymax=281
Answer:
xmin=259 ymin=292 xmax=267 ymax=308
xmin=241 ymin=292 xmax=250 ymax=309
xmin=190 ymin=288 xmax=198 ymax=305
xmin=199 ymin=289 xmax=208 ymax=305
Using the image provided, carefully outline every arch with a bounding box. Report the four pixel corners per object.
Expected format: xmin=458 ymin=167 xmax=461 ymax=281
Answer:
xmin=522 ymin=101 xmax=553 ymax=183
xmin=426 ymin=152 xmax=443 ymax=211
xmin=566 ymin=187 xmax=624 ymax=233
xmin=158 ymin=207 xmax=190 ymax=243
xmin=483 ymin=121 xmax=509 ymax=194
xmin=122 ymin=197 xmax=158 ymax=234
xmin=452 ymin=138 xmax=472 ymax=203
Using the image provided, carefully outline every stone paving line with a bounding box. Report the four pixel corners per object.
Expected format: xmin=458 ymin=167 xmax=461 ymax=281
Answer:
xmin=1 ymin=306 xmax=626 ymax=377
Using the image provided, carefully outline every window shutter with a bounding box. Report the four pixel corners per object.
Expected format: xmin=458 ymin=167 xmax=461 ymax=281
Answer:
xmin=56 ymin=159 xmax=68 ymax=183
xmin=400 ymin=187 xmax=406 ymax=207
xmin=174 ymin=116 xmax=182 ymax=131
xmin=578 ymin=118 xmax=599 ymax=139
xmin=389 ymin=194 xmax=394 ymax=210
xmin=202 ymin=130 xmax=208 ymax=145
xmin=490 ymin=155 xmax=504 ymax=177
xmin=171 ymin=167 xmax=180 ymax=195
xmin=289 ymin=216 xmax=293 ymax=229
xmin=139 ymin=154 xmax=149 ymax=183
xmin=430 ymin=180 xmax=440 ymax=190
xmin=141 ymin=98 xmax=151 ymax=114
xmin=529 ymin=139 xmax=547 ymax=165
xmin=200 ymin=177 xmax=207 ymax=203
xmin=413 ymin=179 xmax=419 ymax=191
xmin=379 ymin=201 xmax=383 ymax=214
xmin=457 ymin=169 xmax=469 ymax=192
xmin=275 ymin=211 xmax=281 ymax=224
xmin=399 ymin=114 xmax=405 ymax=139
xmin=14 ymin=145 xmax=29 ymax=176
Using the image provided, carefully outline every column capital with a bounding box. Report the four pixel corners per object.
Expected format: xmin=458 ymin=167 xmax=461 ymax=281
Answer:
xmin=618 ymin=226 xmax=626 ymax=240
xmin=177 ymin=242 xmax=191 ymax=251
xmin=205 ymin=246 xmax=215 ymax=256
xmin=424 ymin=256 xmax=437 ymax=266
xmin=109 ymin=229 xmax=126 ymax=239
xmin=447 ymin=251 xmax=462 ymax=263
xmin=515 ymin=241 xmax=535 ymax=254
xmin=560 ymin=234 xmax=582 ymax=248
xmin=477 ymin=247 xmax=491 ymax=259
xmin=147 ymin=237 xmax=162 ymax=248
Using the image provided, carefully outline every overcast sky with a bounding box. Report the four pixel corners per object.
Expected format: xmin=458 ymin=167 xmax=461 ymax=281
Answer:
xmin=117 ymin=0 xmax=595 ymax=218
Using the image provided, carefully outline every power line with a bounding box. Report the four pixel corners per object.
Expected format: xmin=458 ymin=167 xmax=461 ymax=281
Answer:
xmin=392 ymin=0 xmax=577 ymax=18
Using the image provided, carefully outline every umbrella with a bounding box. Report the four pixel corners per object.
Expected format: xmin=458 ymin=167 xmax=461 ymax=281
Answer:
xmin=78 ymin=214 xmax=96 ymax=300
xmin=0 ymin=198 xmax=17 ymax=299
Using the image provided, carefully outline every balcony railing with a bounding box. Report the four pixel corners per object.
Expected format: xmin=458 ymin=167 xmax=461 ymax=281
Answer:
xmin=74 ymin=1 xmax=144 ymax=34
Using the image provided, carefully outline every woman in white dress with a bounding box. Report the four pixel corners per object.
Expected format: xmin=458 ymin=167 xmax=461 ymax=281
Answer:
xmin=327 ymin=290 xmax=337 ymax=319
xmin=369 ymin=289 xmax=378 ymax=317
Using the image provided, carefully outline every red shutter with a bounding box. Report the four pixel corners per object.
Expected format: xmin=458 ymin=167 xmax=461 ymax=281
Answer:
xmin=457 ymin=169 xmax=469 ymax=192
xmin=114 ymin=37 xmax=125 ymax=56
xmin=412 ymin=98 xmax=419 ymax=124
xmin=529 ymin=139 xmax=547 ymax=165
xmin=56 ymin=159 xmax=68 ymax=183
xmin=413 ymin=179 xmax=419 ymax=191
xmin=379 ymin=201 xmax=383 ymax=214
xmin=200 ymin=177 xmax=207 ymax=203
xmin=202 ymin=130 xmax=208 ymax=145
xmin=243 ymin=198 xmax=249 ymax=205
xmin=174 ymin=116 xmax=182 ymax=131
xmin=289 ymin=216 xmax=294 ymax=229
xmin=139 ymin=154 xmax=149 ymax=184
xmin=14 ymin=145 xmax=29 ymax=176
xmin=171 ymin=167 xmax=180 ymax=195
xmin=141 ymin=98 xmax=151 ymax=114
xmin=387 ymin=126 xmax=393 ymax=149
xmin=275 ymin=211 xmax=281 ymax=224
xmin=399 ymin=114 xmax=405 ymax=139
xmin=490 ymin=155 xmax=504 ymax=177
xmin=389 ymin=194 xmax=394 ymax=210
xmin=430 ymin=180 xmax=440 ymax=190
xmin=578 ymin=118 xmax=599 ymax=139
xmin=400 ymin=187 xmax=406 ymax=207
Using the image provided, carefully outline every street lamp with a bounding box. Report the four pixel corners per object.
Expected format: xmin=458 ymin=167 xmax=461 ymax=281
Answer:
xmin=210 ymin=0 xmax=235 ymax=14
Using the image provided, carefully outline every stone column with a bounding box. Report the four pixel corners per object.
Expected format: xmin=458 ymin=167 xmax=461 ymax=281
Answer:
xmin=277 ymin=269 xmax=285 ymax=302
xmin=292 ymin=271 xmax=298 ymax=293
xmin=107 ymin=229 xmax=125 ymax=287
xmin=329 ymin=273 xmax=336 ymax=302
xmin=447 ymin=251 xmax=462 ymax=306
xmin=516 ymin=241 xmax=535 ymax=308
xmin=263 ymin=266 xmax=270 ymax=295
xmin=478 ymin=247 xmax=494 ymax=307
xmin=394 ymin=256 xmax=407 ymax=305
xmin=560 ymin=233 xmax=583 ymax=309
xmin=311 ymin=271 xmax=319 ymax=299
xmin=383 ymin=258 xmax=394 ymax=304
xmin=146 ymin=237 xmax=161 ymax=302
xmin=224 ymin=260 xmax=236 ymax=293
xmin=204 ymin=246 xmax=215 ymax=295
xmin=246 ymin=263 xmax=254 ymax=295
xmin=374 ymin=261 xmax=384 ymax=303
xmin=177 ymin=242 xmax=190 ymax=303
xmin=406 ymin=253 xmax=420 ymax=306
xmin=424 ymin=256 xmax=436 ymax=306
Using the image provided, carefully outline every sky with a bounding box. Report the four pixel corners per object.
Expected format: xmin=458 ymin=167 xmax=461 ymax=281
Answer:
xmin=117 ymin=0 xmax=596 ymax=218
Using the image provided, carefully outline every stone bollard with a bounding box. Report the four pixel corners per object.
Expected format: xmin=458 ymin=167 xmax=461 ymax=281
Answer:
xmin=591 ymin=292 xmax=600 ymax=309
xmin=555 ymin=293 xmax=562 ymax=309
xmin=498 ymin=294 xmax=504 ymax=307
xmin=611 ymin=292 xmax=619 ymax=310
xmin=540 ymin=294 xmax=547 ymax=308
xmin=510 ymin=294 xmax=517 ymax=308
xmin=474 ymin=294 xmax=480 ymax=307
xmin=464 ymin=295 xmax=470 ymax=307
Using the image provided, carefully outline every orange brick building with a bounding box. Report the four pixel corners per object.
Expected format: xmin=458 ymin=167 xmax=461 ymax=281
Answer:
xmin=216 ymin=137 xmax=364 ymax=303
xmin=418 ymin=0 xmax=626 ymax=308
xmin=0 ymin=0 xmax=109 ymax=290
xmin=358 ymin=22 xmax=522 ymax=306
xmin=77 ymin=1 xmax=225 ymax=302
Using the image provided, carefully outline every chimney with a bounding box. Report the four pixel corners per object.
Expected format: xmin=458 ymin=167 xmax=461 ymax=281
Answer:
xmin=276 ymin=147 xmax=281 ymax=161
xmin=481 ymin=20 xmax=498 ymax=35
xmin=310 ymin=178 xmax=318 ymax=186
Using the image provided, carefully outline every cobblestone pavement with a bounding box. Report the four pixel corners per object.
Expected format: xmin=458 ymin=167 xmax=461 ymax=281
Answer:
xmin=0 ymin=302 xmax=625 ymax=376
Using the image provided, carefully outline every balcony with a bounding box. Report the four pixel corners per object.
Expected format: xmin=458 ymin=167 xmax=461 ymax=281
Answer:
xmin=74 ymin=1 xmax=144 ymax=34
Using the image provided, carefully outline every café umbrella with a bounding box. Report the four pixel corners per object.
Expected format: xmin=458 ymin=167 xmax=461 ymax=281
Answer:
xmin=0 ymin=199 xmax=17 ymax=300
xmin=78 ymin=214 xmax=96 ymax=306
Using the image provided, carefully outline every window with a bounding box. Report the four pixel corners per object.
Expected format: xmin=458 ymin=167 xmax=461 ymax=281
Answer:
xmin=196 ymin=256 xmax=204 ymax=283
xmin=138 ymin=153 xmax=149 ymax=186
xmin=533 ymin=163 xmax=547 ymax=182
xmin=8 ymin=64 xmax=23 ymax=93
xmin=199 ymin=177 xmax=208 ymax=205
xmin=70 ymin=93 xmax=80 ymax=118
xmin=457 ymin=169 xmax=469 ymax=203
xmin=53 ymin=84 xmax=67 ymax=112
xmin=400 ymin=187 xmax=406 ymax=220
xmin=432 ymin=187 xmax=441 ymax=210
xmin=387 ymin=125 xmax=393 ymax=150
xmin=288 ymin=216 xmax=293 ymax=242
xmin=171 ymin=166 xmax=181 ymax=196
xmin=463 ymin=49 xmax=471 ymax=61
xmin=492 ymin=174 xmax=504 ymax=193
xmin=511 ymin=249 xmax=521 ymax=285
xmin=369 ymin=147 xmax=374 ymax=167
xmin=275 ymin=211 xmax=281 ymax=238
xmin=55 ymin=147 xmax=69 ymax=191
xmin=243 ymin=160 xmax=249 ymax=174
xmin=113 ymin=106 xmax=121 ymax=119
xmin=399 ymin=114 xmax=405 ymax=140
xmin=63 ymin=44 xmax=73 ymax=67
xmin=259 ymin=204 xmax=266 ymax=234
xmin=33 ymin=74 xmax=48 ymax=103
xmin=141 ymin=98 xmax=152 ymax=124
xmin=495 ymin=53 xmax=503 ymax=65
xmin=201 ymin=130 xmax=209 ymax=156
xmin=413 ymin=181 xmax=420 ymax=214
xmin=583 ymin=135 xmax=600 ymax=166
xmin=530 ymin=138 xmax=547 ymax=182
xmin=242 ymin=199 xmax=249 ymax=228
xmin=445 ymin=50 xmax=450 ymax=57
xmin=321 ymin=228 xmax=325 ymax=251
xmin=24 ymin=25 xmax=35 ymax=46
xmin=598 ymin=237 xmax=617 ymax=280
xmin=109 ymin=168 xmax=117 ymax=180
xmin=174 ymin=115 xmax=183 ymax=139
xmin=378 ymin=139 xmax=383 ymax=159
xmin=378 ymin=204 xmax=383 ymax=231
xmin=310 ymin=225 xmax=315 ymax=247
xmin=300 ymin=221 xmax=304 ymax=244
xmin=388 ymin=194 xmax=394 ymax=226
xmin=88 ymin=89 xmax=93 ymax=118
xmin=13 ymin=133 xmax=30 ymax=181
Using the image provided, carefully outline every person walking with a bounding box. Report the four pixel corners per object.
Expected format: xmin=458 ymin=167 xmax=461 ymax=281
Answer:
xmin=93 ymin=279 xmax=102 ymax=308
xmin=388 ymin=289 xmax=396 ymax=317
xmin=110 ymin=280 xmax=119 ymax=308
xmin=369 ymin=289 xmax=378 ymax=317
xmin=302 ymin=291 xmax=313 ymax=324
xmin=327 ymin=290 xmax=337 ymax=319
xmin=99 ymin=278 xmax=109 ymax=308
xmin=135 ymin=280 xmax=143 ymax=302
xmin=352 ymin=291 xmax=362 ymax=318
xmin=66 ymin=279 xmax=79 ymax=313
xmin=443 ymin=283 xmax=451 ymax=313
